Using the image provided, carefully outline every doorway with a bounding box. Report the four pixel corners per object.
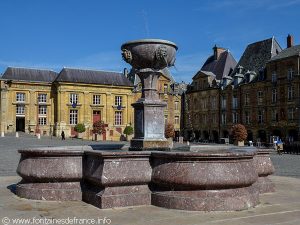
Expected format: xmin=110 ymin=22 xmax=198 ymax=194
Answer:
xmin=16 ymin=117 xmax=25 ymax=132
xmin=93 ymin=110 xmax=101 ymax=123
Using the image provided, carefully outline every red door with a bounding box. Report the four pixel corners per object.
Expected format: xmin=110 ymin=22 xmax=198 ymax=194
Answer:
xmin=93 ymin=111 xmax=101 ymax=123
xmin=92 ymin=111 xmax=106 ymax=141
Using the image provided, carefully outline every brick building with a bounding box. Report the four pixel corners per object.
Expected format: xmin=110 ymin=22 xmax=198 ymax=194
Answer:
xmin=186 ymin=35 xmax=300 ymax=144
xmin=185 ymin=46 xmax=237 ymax=141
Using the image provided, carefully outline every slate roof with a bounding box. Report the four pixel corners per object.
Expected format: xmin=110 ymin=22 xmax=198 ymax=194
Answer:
xmin=55 ymin=68 xmax=133 ymax=86
xmin=1 ymin=67 xmax=58 ymax=83
xmin=270 ymin=44 xmax=300 ymax=61
xmin=200 ymin=50 xmax=237 ymax=80
xmin=232 ymin=37 xmax=282 ymax=75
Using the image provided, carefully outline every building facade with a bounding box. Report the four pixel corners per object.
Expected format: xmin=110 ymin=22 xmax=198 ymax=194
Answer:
xmin=185 ymin=46 xmax=237 ymax=142
xmin=186 ymin=35 xmax=300 ymax=144
xmin=0 ymin=66 xmax=182 ymax=141
xmin=0 ymin=67 xmax=134 ymax=141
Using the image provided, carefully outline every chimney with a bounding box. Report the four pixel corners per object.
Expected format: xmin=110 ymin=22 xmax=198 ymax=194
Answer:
xmin=287 ymin=34 xmax=294 ymax=48
xmin=213 ymin=45 xmax=226 ymax=60
xmin=123 ymin=68 xmax=129 ymax=77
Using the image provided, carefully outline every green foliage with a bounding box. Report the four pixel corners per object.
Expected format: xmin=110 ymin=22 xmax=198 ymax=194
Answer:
xmin=123 ymin=126 xmax=134 ymax=136
xmin=231 ymin=124 xmax=247 ymax=141
xmin=93 ymin=120 xmax=106 ymax=135
xmin=74 ymin=123 xmax=86 ymax=133
xmin=165 ymin=123 xmax=175 ymax=138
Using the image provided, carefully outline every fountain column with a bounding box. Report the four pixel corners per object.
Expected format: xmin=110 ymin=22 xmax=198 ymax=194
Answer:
xmin=121 ymin=39 xmax=177 ymax=151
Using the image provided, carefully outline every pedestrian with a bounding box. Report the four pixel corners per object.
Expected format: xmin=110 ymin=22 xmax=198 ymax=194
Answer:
xmin=61 ymin=130 xmax=65 ymax=140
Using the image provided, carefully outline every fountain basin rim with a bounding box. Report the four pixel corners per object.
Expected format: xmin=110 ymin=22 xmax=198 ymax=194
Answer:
xmin=151 ymin=150 xmax=255 ymax=159
xmin=121 ymin=39 xmax=178 ymax=50
xmin=18 ymin=148 xmax=84 ymax=156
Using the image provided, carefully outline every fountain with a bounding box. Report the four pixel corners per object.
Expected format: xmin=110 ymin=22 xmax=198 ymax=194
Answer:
xmin=121 ymin=39 xmax=177 ymax=151
xmin=15 ymin=39 xmax=275 ymax=211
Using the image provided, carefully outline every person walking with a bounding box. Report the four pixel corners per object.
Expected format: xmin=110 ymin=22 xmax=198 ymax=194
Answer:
xmin=61 ymin=130 xmax=65 ymax=140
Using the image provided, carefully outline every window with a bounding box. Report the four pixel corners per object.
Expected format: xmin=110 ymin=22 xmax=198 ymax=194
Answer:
xmin=203 ymin=98 xmax=207 ymax=109
xmin=258 ymin=110 xmax=263 ymax=124
xmin=221 ymin=113 xmax=226 ymax=125
xmin=211 ymin=96 xmax=217 ymax=109
xmin=245 ymin=93 xmax=250 ymax=106
xmin=271 ymin=72 xmax=277 ymax=82
xmin=69 ymin=110 xmax=78 ymax=125
xmin=164 ymin=84 xmax=168 ymax=93
xmin=16 ymin=105 xmax=25 ymax=115
xmin=70 ymin=93 xmax=78 ymax=104
xmin=114 ymin=111 xmax=122 ymax=125
xmin=93 ymin=95 xmax=101 ymax=105
xmin=38 ymin=94 xmax=47 ymax=103
xmin=203 ymin=114 xmax=207 ymax=124
xmin=175 ymin=116 xmax=179 ymax=125
xmin=288 ymin=68 xmax=294 ymax=80
xmin=164 ymin=100 xmax=168 ymax=110
xmin=272 ymin=89 xmax=277 ymax=103
xmin=16 ymin=93 xmax=25 ymax=102
xmin=221 ymin=96 xmax=226 ymax=109
xmin=288 ymin=86 xmax=294 ymax=100
xmin=257 ymin=91 xmax=263 ymax=105
xmin=38 ymin=117 xmax=47 ymax=125
xmin=245 ymin=111 xmax=250 ymax=124
xmin=175 ymin=101 xmax=179 ymax=110
xmin=272 ymin=109 xmax=278 ymax=122
xmin=288 ymin=108 xmax=294 ymax=120
xmin=232 ymin=112 xmax=238 ymax=123
xmin=38 ymin=105 xmax=47 ymax=115
xmin=164 ymin=115 xmax=168 ymax=124
xmin=232 ymin=95 xmax=238 ymax=109
xmin=115 ymin=96 xmax=122 ymax=106
xmin=212 ymin=113 xmax=217 ymax=124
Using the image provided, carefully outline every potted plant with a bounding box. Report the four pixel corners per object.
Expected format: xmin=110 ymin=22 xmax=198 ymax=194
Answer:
xmin=123 ymin=125 xmax=134 ymax=141
xmin=231 ymin=124 xmax=247 ymax=146
xmin=92 ymin=120 xmax=106 ymax=141
xmin=165 ymin=123 xmax=175 ymax=148
xmin=74 ymin=123 xmax=86 ymax=138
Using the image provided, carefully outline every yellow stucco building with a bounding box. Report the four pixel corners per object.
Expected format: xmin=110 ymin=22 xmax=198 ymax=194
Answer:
xmin=0 ymin=66 xmax=182 ymax=141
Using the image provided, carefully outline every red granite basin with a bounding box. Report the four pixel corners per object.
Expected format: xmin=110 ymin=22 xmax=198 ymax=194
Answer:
xmin=151 ymin=150 xmax=258 ymax=189
xmin=17 ymin=148 xmax=84 ymax=182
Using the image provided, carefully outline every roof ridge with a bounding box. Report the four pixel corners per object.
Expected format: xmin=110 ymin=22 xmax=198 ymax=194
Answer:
xmin=7 ymin=66 xmax=57 ymax=73
xmin=62 ymin=66 xmax=122 ymax=74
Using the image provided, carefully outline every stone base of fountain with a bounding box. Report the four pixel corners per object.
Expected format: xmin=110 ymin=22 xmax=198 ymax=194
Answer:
xmin=151 ymin=185 xmax=259 ymax=211
xmin=15 ymin=146 xmax=275 ymax=211
xmin=129 ymin=139 xmax=170 ymax=151
xmin=16 ymin=182 xmax=82 ymax=201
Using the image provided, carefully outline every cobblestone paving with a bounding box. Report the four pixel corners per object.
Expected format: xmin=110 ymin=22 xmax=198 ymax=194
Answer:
xmin=0 ymin=133 xmax=300 ymax=178
xmin=0 ymin=133 xmax=127 ymax=176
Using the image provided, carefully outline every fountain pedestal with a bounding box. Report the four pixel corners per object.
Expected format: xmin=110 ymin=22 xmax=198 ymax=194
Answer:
xmin=130 ymin=69 xmax=169 ymax=151
xmin=121 ymin=39 xmax=178 ymax=151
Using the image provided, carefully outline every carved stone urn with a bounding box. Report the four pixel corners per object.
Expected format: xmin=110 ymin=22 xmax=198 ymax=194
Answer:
xmin=121 ymin=39 xmax=178 ymax=151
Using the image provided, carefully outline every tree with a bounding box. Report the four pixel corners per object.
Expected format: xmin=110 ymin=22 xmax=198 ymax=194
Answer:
xmin=231 ymin=124 xmax=247 ymax=142
xmin=165 ymin=123 xmax=175 ymax=139
xmin=74 ymin=123 xmax=86 ymax=133
xmin=123 ymin=125 xmax=134 ymax=139
xmin=92 ymin=120 xmax=106 ymax=135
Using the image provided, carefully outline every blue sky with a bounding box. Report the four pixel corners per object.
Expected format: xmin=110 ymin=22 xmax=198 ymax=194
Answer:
xmin=0 ymin=0 xmax=299 ymax=83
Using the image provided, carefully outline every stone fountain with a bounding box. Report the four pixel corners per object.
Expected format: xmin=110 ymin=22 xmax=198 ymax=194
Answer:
xmin=121 ymin=39 xmax=177 ymax=151
xmin=15 ymin=39 xmax=276 ymax=211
